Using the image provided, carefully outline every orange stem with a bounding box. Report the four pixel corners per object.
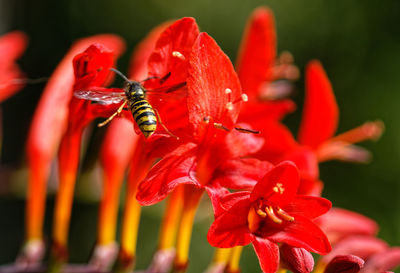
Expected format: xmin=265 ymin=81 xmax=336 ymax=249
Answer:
xmin=26 ymin=158 xmax=50 ymax=241
xmin=158 ymin=185 xmax=184 ymax=250
xmin=52 ymin=129 xmax=82 ymax=260
xmin=118 ymin=141 xmax=152 ymax=269
xmin=173 ymin=186 xmax=204 ymax=272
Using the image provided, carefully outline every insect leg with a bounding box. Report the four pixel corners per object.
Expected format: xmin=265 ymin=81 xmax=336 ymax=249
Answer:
xmin=98 ymin=100 xmax=128 ymax=127
xmin=154 ymin=108 xmax=179 ymax=140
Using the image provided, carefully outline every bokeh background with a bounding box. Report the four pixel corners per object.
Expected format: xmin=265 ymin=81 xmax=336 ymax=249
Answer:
xmin=0 ymin=0 xmax=399 ymax=272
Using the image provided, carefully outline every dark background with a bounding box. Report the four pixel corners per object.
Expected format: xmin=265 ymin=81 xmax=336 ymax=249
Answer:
xmin=0 ymin=0 xmax=399 ymax=272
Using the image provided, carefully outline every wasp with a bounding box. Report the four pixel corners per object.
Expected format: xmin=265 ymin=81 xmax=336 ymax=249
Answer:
xmin=74 ymin=68 xmax=185 ymax=138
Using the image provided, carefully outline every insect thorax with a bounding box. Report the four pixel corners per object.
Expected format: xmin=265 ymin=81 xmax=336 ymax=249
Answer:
xmin=125 ymin=81 xmax=146 ymax=100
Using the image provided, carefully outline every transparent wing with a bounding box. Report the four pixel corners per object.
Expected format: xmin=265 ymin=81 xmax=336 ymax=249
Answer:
xmin=74 ymin=90 xmax=126 ymax=105
xmin=146 ymin=82 xmax=187 ymax=101
xmin=146 ymin=82 xmax=187 ymax=94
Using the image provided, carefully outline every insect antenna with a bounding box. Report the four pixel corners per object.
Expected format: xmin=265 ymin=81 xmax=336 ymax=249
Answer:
xmin=109 ymin=68 xmax=130 ymax=82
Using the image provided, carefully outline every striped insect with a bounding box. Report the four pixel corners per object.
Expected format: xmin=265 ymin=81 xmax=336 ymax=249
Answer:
xmin=74 ymin=68 xmax=185 ymax=138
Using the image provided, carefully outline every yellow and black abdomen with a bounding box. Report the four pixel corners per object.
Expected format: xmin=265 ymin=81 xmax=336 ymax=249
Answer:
xmin=130 ymin=98 xmax=157 ymax=138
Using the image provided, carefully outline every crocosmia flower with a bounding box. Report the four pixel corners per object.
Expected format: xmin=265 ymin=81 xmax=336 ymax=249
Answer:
xmin=207 ymin=161 xmax=331 ymax=273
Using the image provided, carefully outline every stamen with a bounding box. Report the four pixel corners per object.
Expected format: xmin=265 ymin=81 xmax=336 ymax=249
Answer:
xmin=241 ymin=94 xmax=248 ymax=102
xmin=276 ymin=208 xmax=295 ymax=222
xmin=172 ymin=51 xmax=185 ymax=60
xmin=256 ymin=209 xmax=267 ymax=218
xmin=272 ymin=183 xmax=284 ymax=194
xmin=265 ymin=206 xmax=283 ymax=224
xmin=317 ymin=142 xmax=372 ymax=163
xmin=213 ymin=123 xmax=230 ymax=132
xmin=331 ymin=120 xmax=385 ymax=144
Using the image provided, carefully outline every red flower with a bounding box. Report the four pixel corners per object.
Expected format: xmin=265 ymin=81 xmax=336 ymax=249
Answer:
xmin=0 ymin=31 xmax=27 ymax=102
xmin=250 ymin=60 xmax=383 ymax=196
xmin=24 ymin=34 xmax=124 ymax=258
xmin=22 ymin=34 xmax=124 ymax=266
xmin=235 ymin=7 xmax=297 ymax=127
xmin=137 ymin=32 xmax=263 ymax=205
xmin=207 ymin=161 xmax=331 ymax=273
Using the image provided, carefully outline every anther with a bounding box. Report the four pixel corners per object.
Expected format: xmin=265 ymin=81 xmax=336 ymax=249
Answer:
xmin=225 ymin=88 xmax=232 ymax=94
xmin=241 ymin=94 xmax=248 ymax=102
xmin=172 ymin=51 xmax=185 ymax=60
xmin=276 ymin=208 xmax=295 ymax=222
xmin=265 ymin=206 xmax=283 ymax=224
xmin=203 ymin=116 xmax=210 ymax=123
xmin=256 ymin=209 xmax=267 ymax=218
xmin=214 ymin=123 xmax=230 ymax=131
xmin=272 ymin=183 xmax=284 ymax=194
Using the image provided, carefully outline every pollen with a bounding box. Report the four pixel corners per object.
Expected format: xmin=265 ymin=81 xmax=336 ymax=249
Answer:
xmin=172 ymin=51 xmax=185 ymax=60
xmin=225 ymin=102 xmax=233 ymax=110
xmin=273 ymin=183 xmax=284 ymax=194
xmin=225 ymin=88 xmax=232 ymax=94
xmin=241 ymin=94 xmax=248 ymax=102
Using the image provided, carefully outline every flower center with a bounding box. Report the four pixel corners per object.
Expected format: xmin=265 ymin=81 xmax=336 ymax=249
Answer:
xmin=247 ymin=199 xmax=294 ymax=233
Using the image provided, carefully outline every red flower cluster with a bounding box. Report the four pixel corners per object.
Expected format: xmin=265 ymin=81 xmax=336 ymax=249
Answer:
xmin=6 ymin=5 xmax=397 ymax=273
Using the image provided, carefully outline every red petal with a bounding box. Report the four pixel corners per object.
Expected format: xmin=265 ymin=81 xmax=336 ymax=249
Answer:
xmin=298 ymin=60 xmax=339 ymax=148
xmin=136 ymin=143 xmax=199 ymax=206
xmin=236 ymin=7 xmax=276 ymax=99
xmin=266 ymin=215 xmax=332 ymax=255
xmin=362 ymin=247 xmax=400 ymax=273
xmin=250 ymin=161 xmax=299 ymax=207
xmin=204 ymin=184 xmax=231 ymax=217
xmin=284 ymin=195 xmax=332 ymax=219
xmin=282 ymin=147 xmax=319 ymax=180
xmin=213 ymin=158 xmax=274 ymax=190
xmin=148 ymin=17 xmax=199 ymax=85
xmin=280 ymin=244 xmax=314 ymax=273
xmin=319 ymin=235 xmax=388 ymax=265
xmin=146 ymin=18 xmax=199 ymax=137
xmin=253 ymin=122 xmax=298 ymax=163
xmin=324 ymin=255 xmax=364 ymax=273
xmin=252 ymin=237 xmax=280 ymax=273
xmin=298 ymin=177 xmax=324 ymax=196
xmin=73 ymin=43 xmax=116 ymax=89
xmin=239 ymin=99 xmax=296 ymax=125
xmin=222 ymin=123 xmax=264 ymax=158
xmin=316 ymin=208 xmax=379 ymax=244
xmin=0 ymin=31 xmax=28 ymax=102
xmin=129 ymin=21 xmax=172 ymax=80
xmin=0 ymin=31 xmax=27 ymax=62
xmin=187 ymin=32 xmax=242 ymax=139
xmin=207 ymin=197 xmax=254 ymax=248
xmin=100 ymin=118 xmax=139 ymax=180
xmin=218 ymin=191 xmax=252 ymax=212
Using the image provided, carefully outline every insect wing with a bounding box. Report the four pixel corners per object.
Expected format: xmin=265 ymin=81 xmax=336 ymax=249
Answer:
xmin=145 ymin=82 xmax=187 ymax=101
xmin=74 ymin=90 xmax=126 ymax=105
xmin=147 ymin=82 xmax=187 ymax=94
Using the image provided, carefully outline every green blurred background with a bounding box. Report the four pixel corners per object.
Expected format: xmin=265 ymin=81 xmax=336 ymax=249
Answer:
xmin=0 ymin=0 xmax=399 ymax=272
